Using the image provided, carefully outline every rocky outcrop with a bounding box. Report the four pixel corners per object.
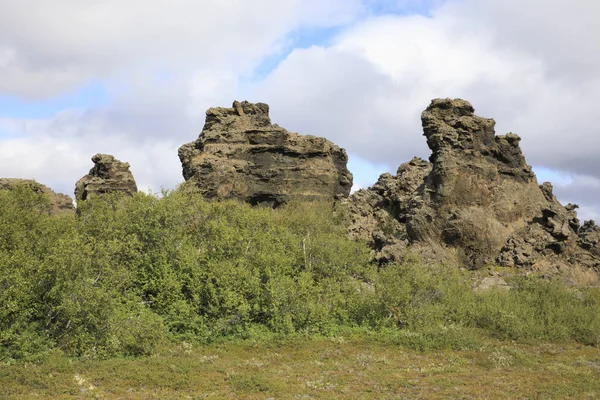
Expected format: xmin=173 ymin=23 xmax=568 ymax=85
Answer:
xmin=497 ymin=187 xmax=600 ymax=272
xmin=0 ymin=178 xmax=74 ymax=213
xmin=406 ymin=98 xmax=548 ymax=269
xmin=348 ymin=98 xmax=600 ymax=275
xmin=75 ymin=154 xmax=138 ymax=201
xmin=346 ymin=157 xmax=431 ymax=263
xmin=178 ymin=101 xmax=352 ymax=207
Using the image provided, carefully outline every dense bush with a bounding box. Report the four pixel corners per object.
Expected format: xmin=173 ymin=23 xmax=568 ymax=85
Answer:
xmin=0 ymin=187 xmax=599 ymax=361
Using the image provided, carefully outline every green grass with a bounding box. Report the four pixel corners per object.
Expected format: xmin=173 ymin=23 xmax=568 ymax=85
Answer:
xmin=1 ymin=337 xmax=599 ymax=399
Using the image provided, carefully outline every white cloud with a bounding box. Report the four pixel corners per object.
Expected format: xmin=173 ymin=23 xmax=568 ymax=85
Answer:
xmin=0 ymin=0 xmax=366 ymax=196
xmin=545 ymin=173 xmax=600 ymax=222
xmin=0 ymin=0 xmax=364 ymax=98
xmin=0 ymin=111 xmax=180 ymax=196
xmin=0 ymin=0 xmax=599 ymax=220
xmin=251 ymin=11 xmax=548 ymax=167
xmin=251 ymin=0 xmax=600 ymax=216
xmin=250 ymin=45 xmax=429 ymax=165
xmin=453 ymin=0 xmax=600 ymax=82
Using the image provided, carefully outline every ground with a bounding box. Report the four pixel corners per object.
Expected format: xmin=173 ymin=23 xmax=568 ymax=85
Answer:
xmin=2 ymin=338 xmax=599 ymax=399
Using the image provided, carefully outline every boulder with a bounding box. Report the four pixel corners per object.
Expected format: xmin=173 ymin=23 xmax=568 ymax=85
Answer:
xmin=0 ymin=178 xmax=74 ymax=213
xmin=75 ymin=154 xmax=138 ymax=201
xmin=348 ymin=98 xmax=600 ymax=275
xmin=178 ymin=100 xmax=352 ymax=207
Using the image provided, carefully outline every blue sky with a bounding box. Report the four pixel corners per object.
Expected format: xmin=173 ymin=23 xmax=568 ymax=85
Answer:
xmin=0 ymin=1 xmax=430 ymax=189
xmin=0 ymin=0 xmax=598 ymax=219
xmin=0 ymin=81 xmax=109 ymax=119
xmin=0 ymin=1 xmax=436 ymax=115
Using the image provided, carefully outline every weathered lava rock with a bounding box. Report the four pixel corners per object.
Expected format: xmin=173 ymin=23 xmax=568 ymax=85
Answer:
xmin=348 ymin=98 xmax=600 ymax=275
xmin=497 ymin=186 xmax=600 ymax=272
xmin=407 ymin=98 xmax=547 ymax=268
xmin=0 ymin=178 xmax=74 ymax=213
xmin=178 ymin=100 xmax=352 ymax=207
xmin=75 ymin=154 xmax=138 ymax=201
xmin=346 ymin=157 xmax=431 ymax=263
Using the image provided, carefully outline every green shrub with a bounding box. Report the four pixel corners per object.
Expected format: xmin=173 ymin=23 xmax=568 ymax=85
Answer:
xmin=0 ymin=186 xmax=599 ymax=362
xmin=467 ymin=277 xmax=600 ymax=345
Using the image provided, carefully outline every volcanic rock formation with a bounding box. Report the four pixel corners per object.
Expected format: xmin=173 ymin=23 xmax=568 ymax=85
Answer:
xmin=178 ymin=101 xmax=352 ymax=207
xmin=75 ymin=154 xmax=138 ymax=201
xmin=347 ymin=157 xmax=432 ymax=263
xmin=348 ymin=98 xmax=600 ymax=274
xmin=0 ymin=178 xmax=74 ymax=213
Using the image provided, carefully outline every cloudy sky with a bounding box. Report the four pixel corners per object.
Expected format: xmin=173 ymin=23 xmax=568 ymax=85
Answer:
xmin=0 ymin=0 xmax=598 ymax=220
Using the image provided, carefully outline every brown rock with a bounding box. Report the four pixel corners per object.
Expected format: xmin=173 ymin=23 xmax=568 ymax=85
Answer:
xmin=498 ymin=195 xmax=600 ymax=272
xmin=178 ymin=100 xmax=352 ymax=207
xmin=0 ymin=178 xmax=74 ymax=213
xmin=75 ymin=154 xmax=138 ymax=201
xmin=406 ymin=98 xmax=546 ymax=268
xmin=579 ymin=219 xmax=600 ymax=258
xmin=345 ymin=157 xmax=431 ymax=263
xmin=347 ymin=98 xmax=600 ymax=277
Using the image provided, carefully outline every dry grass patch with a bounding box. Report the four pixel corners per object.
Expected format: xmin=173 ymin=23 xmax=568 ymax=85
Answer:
xmin=1 ymin=338 xmax=599 ymax=399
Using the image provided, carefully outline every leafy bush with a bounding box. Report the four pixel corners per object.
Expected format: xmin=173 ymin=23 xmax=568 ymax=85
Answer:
xmin=0 ymin=186 xmax=599 ymax=361
xmin=467 ymin=278 xmax=600 ymax=345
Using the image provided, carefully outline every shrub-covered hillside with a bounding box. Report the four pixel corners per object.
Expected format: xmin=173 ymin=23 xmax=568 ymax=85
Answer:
xmin=1 ymin=187 xmax=599 ymax=362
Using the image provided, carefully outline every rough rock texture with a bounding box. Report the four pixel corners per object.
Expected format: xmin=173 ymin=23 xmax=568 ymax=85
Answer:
xmin=406 ymin=98 xmax=548 ymax=269
xmin=0 ymin=178 xmax=74 ymax=213
xmin=346 ymin=157 xmax=431 ymax=263
xmin=75 ymin=154 xmax=138 ymax=201
xmin=497 ymin=186 xmax=600 ymax=273
xmin=178 ymin=101 xmax=352 ymax=207
xmin=348 ymin=98 xmax=600 ymax=276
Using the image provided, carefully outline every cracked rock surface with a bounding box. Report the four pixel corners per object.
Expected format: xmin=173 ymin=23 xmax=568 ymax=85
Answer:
xmin=75 ymin=154 xmax=138 ymax=202
xmin=178 ymin=101 xmax=352 ymax=207
xmin=347 ymin=98 xmax=600 ymax=276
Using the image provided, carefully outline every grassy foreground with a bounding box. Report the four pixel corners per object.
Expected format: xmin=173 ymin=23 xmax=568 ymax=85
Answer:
xmin=2 ymin=337 xmax=599 ymax=399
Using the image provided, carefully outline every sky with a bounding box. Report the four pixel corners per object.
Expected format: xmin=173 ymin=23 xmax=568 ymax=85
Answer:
xmin=0 ymin=0 xmax=599 ymax=220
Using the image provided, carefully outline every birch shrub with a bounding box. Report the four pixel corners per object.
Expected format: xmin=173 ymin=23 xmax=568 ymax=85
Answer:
xmin=1 ymin=185 xmax=599 ymax=361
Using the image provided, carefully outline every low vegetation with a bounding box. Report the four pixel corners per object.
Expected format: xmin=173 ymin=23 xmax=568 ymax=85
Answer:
xmin=1 ymin=186 xmax=599 ymax=396
xmin=2 ymin=338 xmax=599 ymax=398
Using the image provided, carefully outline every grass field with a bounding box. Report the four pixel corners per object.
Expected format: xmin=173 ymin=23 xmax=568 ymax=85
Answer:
xmin=2 ymin=337 xmax=599 ymax=399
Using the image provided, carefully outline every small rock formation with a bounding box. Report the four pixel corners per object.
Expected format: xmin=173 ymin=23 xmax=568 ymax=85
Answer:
xmin=178 ymin=101 xmax=352 ymax=207
xmin=0 ymin=178 xmax=74 ymax=213
xmin=75 ymin=154 xmax=138 ymax=201
xmin=498 ymin=187 xmax=600 ymax=273
xmin=348 ymin=98 xmax=600 ymax=276
xmin=347 ymin=157 xmax=432 ymax=263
